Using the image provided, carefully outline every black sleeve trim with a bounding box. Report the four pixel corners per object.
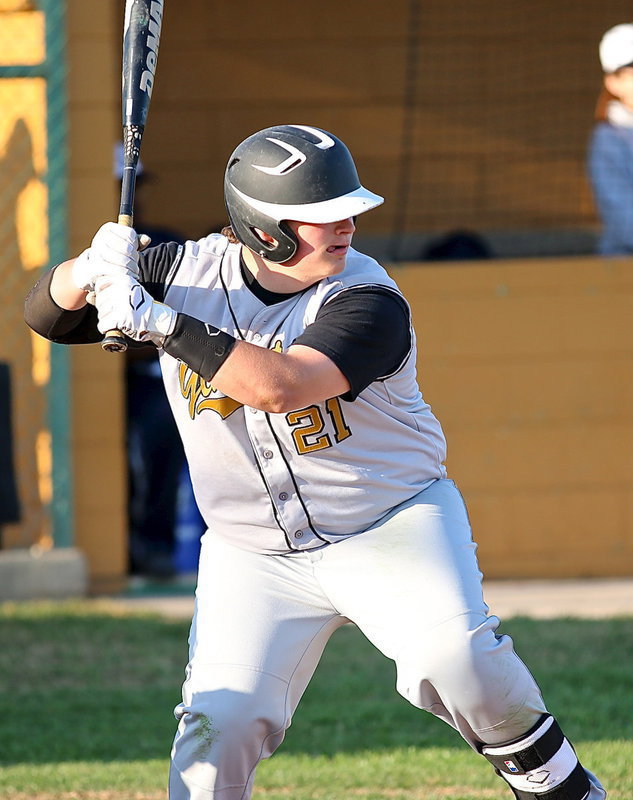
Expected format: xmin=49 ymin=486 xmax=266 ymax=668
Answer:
xmin=162 ymin=313 xmax=237 ymax=381
xmin=24 ymin=266 xmax=102 ymax=344
xmin=138 ymin=241 xmax=184 ymax=302
xmin=293 ymin=286 xmax=412 ymax=401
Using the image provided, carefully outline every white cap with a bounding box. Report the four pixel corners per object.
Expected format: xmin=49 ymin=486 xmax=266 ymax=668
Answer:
xmin=599 ymin=23 xmax=633 ymax=73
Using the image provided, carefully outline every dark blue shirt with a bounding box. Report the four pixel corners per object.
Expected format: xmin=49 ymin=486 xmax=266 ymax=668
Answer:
xmin=588 ymin=120 xmax=633 ymax=255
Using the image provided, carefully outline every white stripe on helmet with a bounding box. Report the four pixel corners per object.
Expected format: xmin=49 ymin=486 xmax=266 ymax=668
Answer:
xmin=252 ymin=139 xmax=307 ymax=176
xmin=232 ymin=184 xmax=384 ymax=224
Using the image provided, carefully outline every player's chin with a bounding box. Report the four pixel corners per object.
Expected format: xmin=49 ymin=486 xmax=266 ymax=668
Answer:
xmin=324 ymin=246 xmax=349 ymax=270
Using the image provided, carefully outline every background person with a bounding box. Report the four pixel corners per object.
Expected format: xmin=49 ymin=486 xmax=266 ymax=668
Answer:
xmin=25 ymin=124 xmax=606 ymax=800
xmin=588 ymin=23 xmax=633 ymax=255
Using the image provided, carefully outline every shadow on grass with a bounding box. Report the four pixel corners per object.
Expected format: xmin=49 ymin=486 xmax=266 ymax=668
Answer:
xmin=0 ymin=605 xmax=631 ymax=766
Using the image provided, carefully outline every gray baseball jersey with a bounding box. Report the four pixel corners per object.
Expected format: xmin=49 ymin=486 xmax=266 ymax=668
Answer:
xmin=159 ymin=234 xmax=447 ymax=554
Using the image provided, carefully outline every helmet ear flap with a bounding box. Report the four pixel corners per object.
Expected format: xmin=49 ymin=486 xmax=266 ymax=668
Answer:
xmin=251 ymin=222 xmax=298 ymax=262
xmin=225 ymin=181 xmax=299 ymax=263
xmin=275 ymin=220 xmax=298 ymax=261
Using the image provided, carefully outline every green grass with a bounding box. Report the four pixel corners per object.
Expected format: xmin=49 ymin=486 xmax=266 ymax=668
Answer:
xmin=0 ymin=601 xmax=631 ymax=799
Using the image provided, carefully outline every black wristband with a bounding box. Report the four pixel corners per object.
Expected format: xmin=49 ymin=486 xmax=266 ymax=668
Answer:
xmin=162 ymin=313 xmax=237 ymax=381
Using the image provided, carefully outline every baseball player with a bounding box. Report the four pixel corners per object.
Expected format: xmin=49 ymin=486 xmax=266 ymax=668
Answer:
xmin=25 ymin=125 xmax=606 ymax=800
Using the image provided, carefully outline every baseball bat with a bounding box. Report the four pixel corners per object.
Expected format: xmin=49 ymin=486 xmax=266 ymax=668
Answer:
xmin=102 ymin=0 xmax=165 ymax=353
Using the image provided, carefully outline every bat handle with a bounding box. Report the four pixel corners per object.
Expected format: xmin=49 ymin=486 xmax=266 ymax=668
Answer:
xmin=101 ymin=213 xmax=134 ymax=353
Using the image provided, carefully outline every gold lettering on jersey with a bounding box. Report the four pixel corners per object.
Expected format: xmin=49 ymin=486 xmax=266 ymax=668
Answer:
xmin=179 ymin=362 xmax=243 ymax=420
xmin=286 ymin=406 xmax=332 ymax=454
xmin=178 ymin=339 xmax=283 ymax=420
xmin=325 ymin=397 xmax=352 ymax=443
xmin=286 ymin=397 xmax=352 ymax=455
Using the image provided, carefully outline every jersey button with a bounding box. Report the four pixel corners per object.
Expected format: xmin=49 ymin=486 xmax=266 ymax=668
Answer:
xmin=252 ymin=333 xmax=262 ymax=342
xmin=279 ymin=492 xmax=289 ymax=501
xmin=294 ymin=530 xmax=303 ymax=539
xmin=263 ymin=449 xmax=273 ymax=459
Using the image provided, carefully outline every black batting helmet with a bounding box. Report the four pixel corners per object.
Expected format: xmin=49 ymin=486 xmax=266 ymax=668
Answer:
xmin=224 ymin=124 xmax=384 ymax=263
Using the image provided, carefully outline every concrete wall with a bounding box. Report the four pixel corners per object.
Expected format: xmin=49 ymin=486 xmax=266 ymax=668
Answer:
xmin=393 ymin=256 xmax=633 ymax=577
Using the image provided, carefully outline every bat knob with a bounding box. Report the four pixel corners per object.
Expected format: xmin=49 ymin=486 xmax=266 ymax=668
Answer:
xmin=101 ymin=329 xmax=128 ymax=353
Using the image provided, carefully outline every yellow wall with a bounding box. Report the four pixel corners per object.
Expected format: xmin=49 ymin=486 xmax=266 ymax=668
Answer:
xmin=0 ymin=7 xmax=52 ymax=550
xmin=10 ymin=1 xmax=630 ymax=590
xmin=80 ymin=2 xmax=633 ymax=582
xmin=66 ymin=246 xmax=633 ymax=583
xmin=66 ymin=245 xmax=633 ymax=583
xmin=393 ymin=256 xmax=633 ymax=577
xmin=0 ymin=2 xmax=126 ymax=593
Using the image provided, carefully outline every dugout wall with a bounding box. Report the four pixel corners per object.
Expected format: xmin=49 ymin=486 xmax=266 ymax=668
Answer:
xmin=1 ymin=0 xmax=632 ymax=595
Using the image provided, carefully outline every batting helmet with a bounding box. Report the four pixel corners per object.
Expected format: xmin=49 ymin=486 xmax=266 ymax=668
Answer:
xmin=224 ymin=124 xmax=384 ymax=263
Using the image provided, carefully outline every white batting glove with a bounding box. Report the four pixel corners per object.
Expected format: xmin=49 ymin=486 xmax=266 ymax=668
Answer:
xmin=71 ymin=222 xmax=151 ymax=291
xmin=94 ymin=273 xmax=177 ymax=346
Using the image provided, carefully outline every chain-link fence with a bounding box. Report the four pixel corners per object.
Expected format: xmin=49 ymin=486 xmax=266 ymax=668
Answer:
xmin=0 ymin=0 xmax=70 ymax=551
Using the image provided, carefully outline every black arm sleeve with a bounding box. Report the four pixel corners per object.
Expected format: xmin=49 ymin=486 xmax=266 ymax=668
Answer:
xmin=23 ymin=241 xmax=183 ymax=345
xmin=293 ymin=286 xmax=412 ymax=401
xmin=24 ymin=266 xmax=102 ymax=344
xmin=138 ymin=240 xmax=183 ymax=301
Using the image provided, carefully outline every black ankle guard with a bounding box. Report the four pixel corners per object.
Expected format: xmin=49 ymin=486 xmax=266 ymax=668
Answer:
xmin=482 ymin=715 xmax=591 ymax=799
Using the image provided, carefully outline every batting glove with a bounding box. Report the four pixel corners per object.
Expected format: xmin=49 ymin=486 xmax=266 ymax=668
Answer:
xmin=94 ymin=273 xmax=177 ymax=346
xmin=71 ymin=222 xmax=151 ymax=291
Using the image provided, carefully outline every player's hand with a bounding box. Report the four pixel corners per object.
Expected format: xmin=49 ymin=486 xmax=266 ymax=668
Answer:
xmin=71 ymin=222 xmax=151 ymax=292
xmin=94 ymin=273 xmax=177 ymax=346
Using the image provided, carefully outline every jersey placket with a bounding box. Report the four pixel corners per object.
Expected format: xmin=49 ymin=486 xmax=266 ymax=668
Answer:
xmin=241 ymin=306 xmax=318 ymax=550
xmin=244 ymin=407 xmax=316 ymax=549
